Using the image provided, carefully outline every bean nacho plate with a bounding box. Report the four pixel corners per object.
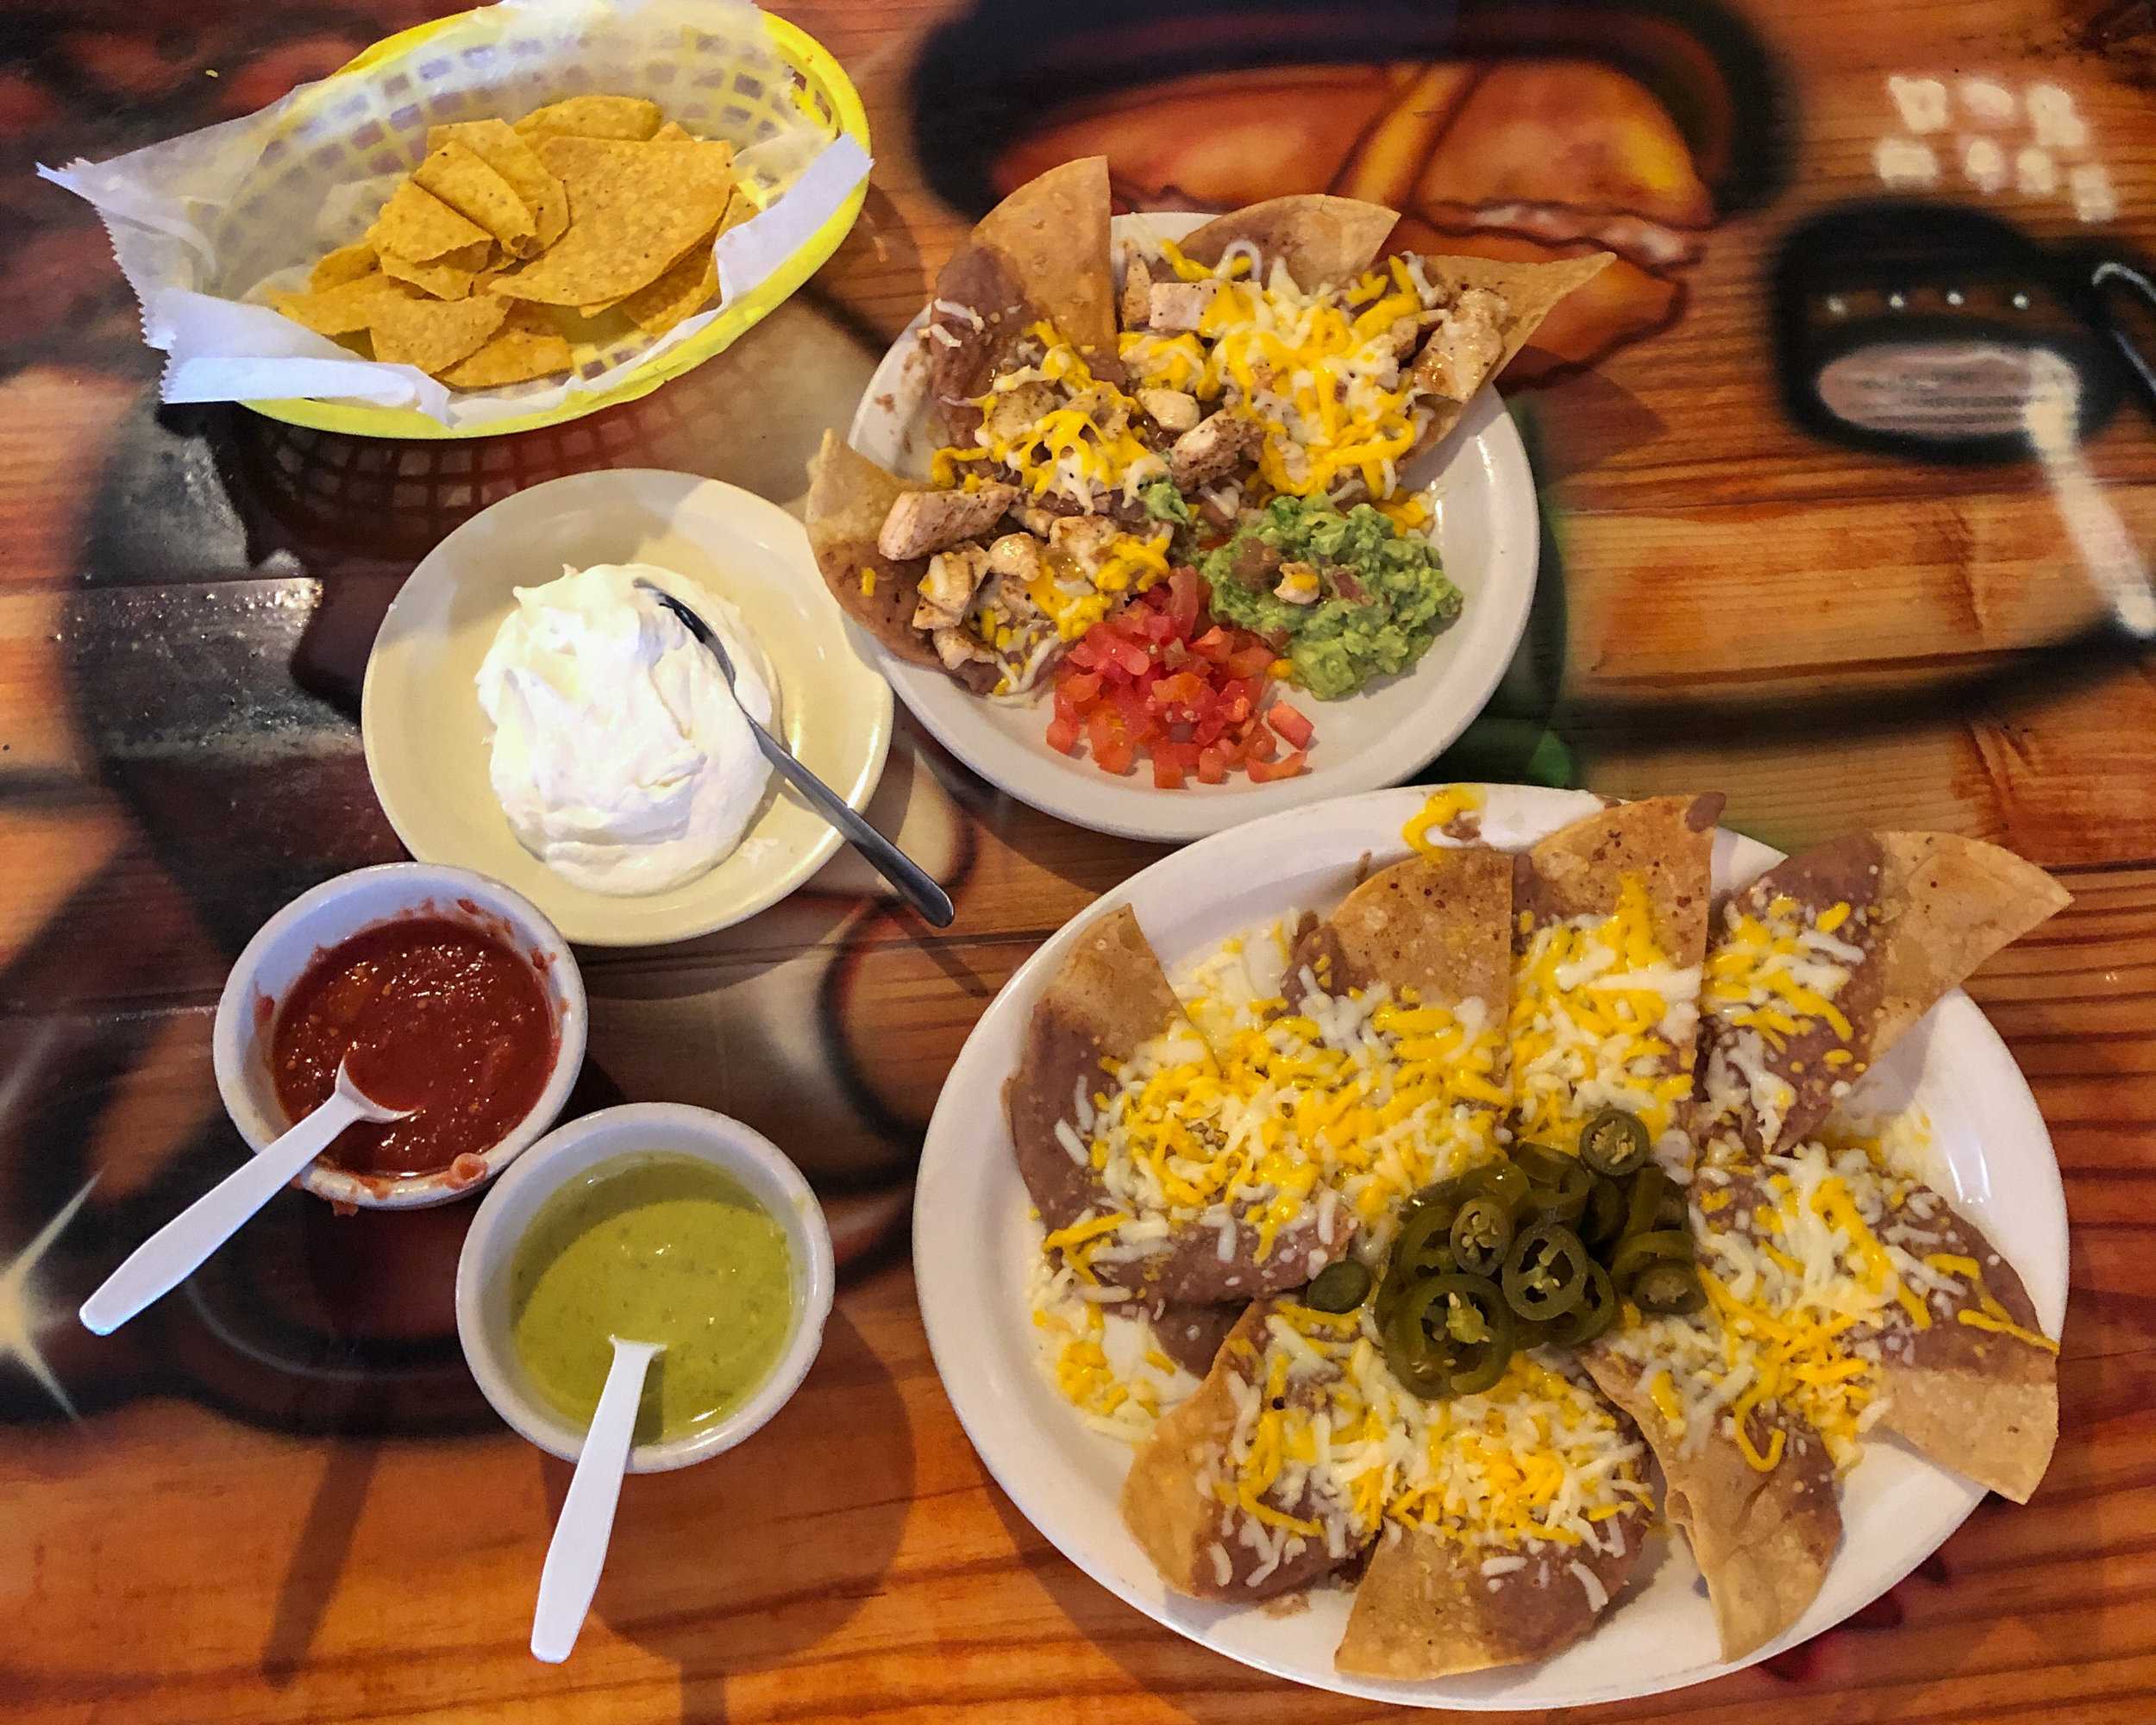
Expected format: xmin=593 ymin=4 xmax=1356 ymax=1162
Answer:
xmin=912 ymin=785 xmax=2069 ymax=1708
xmin=842 ymin=204 xmax=1545 ymax=843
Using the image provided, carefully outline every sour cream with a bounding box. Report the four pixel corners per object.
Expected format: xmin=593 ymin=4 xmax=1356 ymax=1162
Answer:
xmin=475 ymin=562 xmax=775 ymax=896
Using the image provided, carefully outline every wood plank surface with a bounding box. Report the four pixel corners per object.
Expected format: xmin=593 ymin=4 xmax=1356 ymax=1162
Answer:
xmin=0 ymin=0 xmax=2152 ymax=1719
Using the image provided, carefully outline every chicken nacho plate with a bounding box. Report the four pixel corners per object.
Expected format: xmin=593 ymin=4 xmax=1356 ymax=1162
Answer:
xmin=913 ymin=785 xmax=2069 ymax=1707
xmin=824 ymin=162 xmax=1602 ymax=840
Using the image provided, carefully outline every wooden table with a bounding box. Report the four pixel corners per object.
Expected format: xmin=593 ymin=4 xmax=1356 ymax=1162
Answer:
xmin=3 ymin=1 xmax=2152 ymax=1719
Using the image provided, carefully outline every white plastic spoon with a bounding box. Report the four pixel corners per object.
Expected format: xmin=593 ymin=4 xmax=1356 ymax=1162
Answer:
xmin=78 ymin=1059 xmax=411 ymax=1336
xmin=530 ymin=1336 xmax=664 ymax=1664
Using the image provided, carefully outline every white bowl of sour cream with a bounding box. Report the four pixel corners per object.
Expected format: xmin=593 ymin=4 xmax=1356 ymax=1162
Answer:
xmin=363 ymin=470 xmax=893 ymax=946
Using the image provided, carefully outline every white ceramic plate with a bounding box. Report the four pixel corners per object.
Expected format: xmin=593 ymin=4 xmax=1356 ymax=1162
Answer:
xmin=847 ymin=214 xmax=1539 ymax=842
xmin=913 ymin=785 xmax=2069 ymax=1709
xmin=363 ymin=469 xmax=893 ymax=947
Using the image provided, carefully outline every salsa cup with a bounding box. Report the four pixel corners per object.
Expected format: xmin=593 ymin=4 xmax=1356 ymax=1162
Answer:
xmin=454 ymin=1103 xmax=835 ymax=1472
xmin=211 ymin=862 xmax=587 ymax=1210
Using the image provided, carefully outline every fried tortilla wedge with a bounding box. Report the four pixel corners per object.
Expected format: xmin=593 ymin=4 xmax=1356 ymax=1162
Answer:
xmin=1122 ymin=1301 xmax=1348 ymax=1600
xmin=1005 ymin=906 xmax=1338 ymax=1302
xmin=1336 ymin=1501 xmax=1651 ymax=1680
xmin=1701 ymin=831 xmax=2070 ymax=1155
xmin=804 ymin=431 xmax=943 ymax=673
xmin=1868 ymin=1195 xmax=2058 ymax=1502
xmin=1514 ymin=794 xmax=1720 ymax=1157
xmin=1289 ymin=845 xmax=1513 ymax=1012
xmin=1583 ymin=1348 xmax=1841 ymax=1660
xmin=968 ymin=154 xmax=1118 ymax=371
xmin=1406 ymin=251 xmax=1614 ymax=457
xmin=1177 ymin=194 xmax=1400 ymax=289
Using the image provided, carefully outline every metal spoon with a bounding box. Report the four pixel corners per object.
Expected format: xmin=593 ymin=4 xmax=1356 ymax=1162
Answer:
xmin=636 ymin=580 xmax=956 ymax=928
xmin=530 ymin=1335 xmax=663 ymax=1664
xmin=79 ymin=1058 xmax=411 ymax=1335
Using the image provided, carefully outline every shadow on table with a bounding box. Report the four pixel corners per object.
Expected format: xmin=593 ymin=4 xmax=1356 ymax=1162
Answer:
xmin=530 ymin=1305 xmax=912 ymax=1722
xmin=260 ymin=1440 xmax=381 ymax=1686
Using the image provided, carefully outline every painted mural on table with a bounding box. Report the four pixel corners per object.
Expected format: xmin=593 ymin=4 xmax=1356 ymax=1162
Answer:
xmin=0 ymin=4 xmax=2151 ymax=1638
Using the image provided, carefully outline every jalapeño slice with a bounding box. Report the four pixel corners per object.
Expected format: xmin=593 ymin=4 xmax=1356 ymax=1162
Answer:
xmin=1450 ymin=1195 xmax=1514 ymax=1277
xmin=1580 ymin=1107 xmax=1651 ymax=1177
xmin=1382 ymin=1271 xmax=1517 ymax=1399
xmin=1304 ymin=1258 xmax=1373 ymax=1314
xmin=1501 ymin=1220 xmax=1592 ymax=1321
xmin=1633 ymin=1260 xmax=1707 ymax=1314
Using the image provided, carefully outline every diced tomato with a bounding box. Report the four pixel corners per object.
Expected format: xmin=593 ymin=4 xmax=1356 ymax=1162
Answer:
xmin=1246 ymin=749 xmax=1308 ymax=782
xmin=1196 ymin=745 xmax=1227 ymax=784
xmin=1112 ymin=638 xmax=1152 ymax=680
xmin=1046 ymin=714 xmax=1081 ymax=756
xmin=1086 ymin=705 xmax=1119 ymax=759
xmin=1268 ymin=703 xmax=1314 ymax=749
xmin=1166 ymin=565 xmax=1203 ymax=637
xmin=1226 ymin=644 xmax=1275 ymax=679
xmin=1246 ymin=728 xmax=1278 ymax=762
xmin=1188 ymin=626 xmax=1232 ymax=662
xmin=1098 ymin=735 xmax=1137 ymax=775
xmin=1062 ymin=670 xmax=1102 ymax=705
xmin=1153 ymin=670 xmax=1204 ymax=706
xmin=1152 ymin=754 xmax=1186 ymax=789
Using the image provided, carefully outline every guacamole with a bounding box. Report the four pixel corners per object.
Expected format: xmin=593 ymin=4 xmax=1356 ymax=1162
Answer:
xmin=1200 ymin=496 xmax=1462 ymax=699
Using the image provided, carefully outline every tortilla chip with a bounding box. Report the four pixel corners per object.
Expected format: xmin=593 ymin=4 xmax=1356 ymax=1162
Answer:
xmin=650 ymin=120 xmax=692 ymax=144
xmin=308 ymin=240 xmax=377 ymax=291
xmin=378 ymin=239 xmax=492 ymax=300
xmin=1337 ymin=1501 xmax=1651 ymax=1678
xmin=366 ymin=290 xmax=510 ymax=376
xmin=268 ymin=272 xmax=411 ymax=337
xmin=718 ymin=186 xmax=757 ymax=234
xmin=488 ymin=136 xmax=734 ymax=306
xmin=1006 ymin=903 xmax=1186 ymax=1239
xmin=366 ymin=179 xmax=490 ymax=264
xmin=1296 ymin=846 xmax=1512 ymax=1012
xmin=514 ymin=95 xmax=664 ymax=142
xmin=1583 ymin=1349 xmax=1840 ymax=1660
xmin=1406 ymin=252 xmax=1614 ymax=456
xmin=1869 ymin=833 xmax=2070 ymax=1051
xmin=1702 ymin=832 xmax=2068 ymax=1155
xmin=426 ymin=118 xmax=569 ymax=250
xmin=968 ymin=155 xmax=1117 ymax=369
xmin=413 ymin=141 xmax=537 ymax=256
xmin=1867 ymin=1193 xmax=2059 ymax=1502
xmin=438 ymin=302 xmax=573 ymax=389
xmin=1178 ymin=194 xmax=1400 ymax=289
xmin=617 ymin=229 xmax=718 ymax=336
xmin=1121 ymin=1302 xmax=1350 ymax=1601
xmin=805 ymin=432 xmax=942 ymax=669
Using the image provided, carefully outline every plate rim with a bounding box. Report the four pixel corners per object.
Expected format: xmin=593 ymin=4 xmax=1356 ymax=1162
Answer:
xmin=912 ymin=783 xmax=2068 ymax=1708
xmin=360 ymin=467 xmax=893 ymax=947
xmin=845 ymin=213 xmax=1540 ymax=842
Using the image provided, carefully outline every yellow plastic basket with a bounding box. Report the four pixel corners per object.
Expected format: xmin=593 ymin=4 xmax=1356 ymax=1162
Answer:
xmin=240 ymin=9 xmax=868 ymax=440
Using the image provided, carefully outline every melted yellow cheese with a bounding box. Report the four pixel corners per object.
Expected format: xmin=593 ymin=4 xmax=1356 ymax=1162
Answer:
xmin=1402 ymin=783 xmax=1484 ymax=856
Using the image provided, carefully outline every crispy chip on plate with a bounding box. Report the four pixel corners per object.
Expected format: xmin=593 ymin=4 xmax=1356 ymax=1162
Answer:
xmin=379 ymin=240 xmax=493 ymax=300
xmin=439 ymin=302 xmax=573 ymax=388
xmin=366 ymin=289 xmax=511 ymax=374
xmin=268 ymin=272 xmax=409 ymax=337
xmin=308 ymin=240 xmax=378 ymax=292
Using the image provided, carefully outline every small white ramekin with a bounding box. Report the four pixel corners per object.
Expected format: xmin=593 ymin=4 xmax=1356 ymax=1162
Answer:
xmin=211 ymin=862 xmax=587 ymax=1210
xmin=454 ymin=1103 xmax=836 ymax=1472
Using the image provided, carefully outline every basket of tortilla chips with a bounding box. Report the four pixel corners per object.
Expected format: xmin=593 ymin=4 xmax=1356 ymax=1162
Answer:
xmin=41 ymin=0 xmax=870 ymax=438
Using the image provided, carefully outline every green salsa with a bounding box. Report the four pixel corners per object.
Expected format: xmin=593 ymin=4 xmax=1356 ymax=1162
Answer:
xmin=1200 ymin=495 xmax=1463 ymax=699
xmin=509 ymin=1153 xmax=795 ymax=1444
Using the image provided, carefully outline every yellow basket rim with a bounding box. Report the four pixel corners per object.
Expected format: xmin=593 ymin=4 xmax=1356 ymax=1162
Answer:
xmin=238 ymin=8 xmax=869 ymax=441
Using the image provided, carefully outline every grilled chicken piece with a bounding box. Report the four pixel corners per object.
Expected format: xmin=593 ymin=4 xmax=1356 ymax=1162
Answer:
xmin=1119 ymin=253 xmax=1154 ymax=330
xmin=1047 ymin=512 xmax=1119 ymax=573
xmin=1166 ymin=411 xmax=1262 ymax=488
xmin=1147 ymin=279 xmax=1217 ymax=333
xmin=1413 ymin=287 xmax=1507 ymax=404
xmin=879 ymin=484 xmax=1019 ymax=561
xmin=932 ymin=627 xmax=995 ymax=672
xmin=1138 ymin=387 xmax=1200 ymax=433
xmin=912 ymin=543 xmax=993 ymax=632
xmin=982 ymin=380 xmax=1059 ymax=444
xmin=987 ymin=531 xmax=1047 ymax=583
xmin=1012 ymin=504 xmax=1063 ymax=538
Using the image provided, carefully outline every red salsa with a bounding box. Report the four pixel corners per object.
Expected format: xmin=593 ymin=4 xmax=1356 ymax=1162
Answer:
xmin=270 ymin=915 xmax=556 ymax=1180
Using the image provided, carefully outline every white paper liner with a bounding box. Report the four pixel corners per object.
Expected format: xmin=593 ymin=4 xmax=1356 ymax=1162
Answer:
xmin=38 ymin=0 xmax=870 ymax=430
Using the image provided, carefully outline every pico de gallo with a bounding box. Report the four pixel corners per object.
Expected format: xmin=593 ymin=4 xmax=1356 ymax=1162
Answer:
xmin=1046 ymin=565 xmax=1313 ymax=788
